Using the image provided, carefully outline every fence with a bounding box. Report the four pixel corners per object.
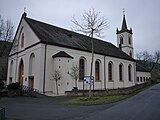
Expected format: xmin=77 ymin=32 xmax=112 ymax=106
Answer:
xmin=21 ymin=85 xmax=39 ymax=97
xmin=0 ymin=107 xmax=5 ymax=120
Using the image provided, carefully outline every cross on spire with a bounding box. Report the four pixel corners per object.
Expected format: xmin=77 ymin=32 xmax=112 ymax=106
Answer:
xmin=24 ymin=7 xmax=26 ymax=13
xmin=123 ymin=8 xmax=125 ymax=16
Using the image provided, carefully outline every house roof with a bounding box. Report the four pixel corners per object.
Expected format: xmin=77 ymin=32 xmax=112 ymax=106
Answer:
xmin=136 ymin=60 xmax=150 ymax=72
xmin=24 ymin=16 xmax=135 ymax=61
xmin=52 ymin=51 xmax=73 ymax=59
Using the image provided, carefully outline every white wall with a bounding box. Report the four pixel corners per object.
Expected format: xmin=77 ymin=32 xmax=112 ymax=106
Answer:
xmin=117 ymin=32 xmax=134 ymax=58
xmin=136 ymin=71 xmax=151 ymax=84
xmin=44 ymin=44 xmax=136 ymax=94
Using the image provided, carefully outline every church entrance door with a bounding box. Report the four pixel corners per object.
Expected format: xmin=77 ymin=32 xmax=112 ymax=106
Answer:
xmin=29 ymin=76 xmax=34 ymax=89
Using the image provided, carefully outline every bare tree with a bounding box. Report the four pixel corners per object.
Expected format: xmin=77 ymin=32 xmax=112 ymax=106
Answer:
xmin=71 ymin=8 xmax=109 ymax=37
xmin=150 ymin=50 xmax=160 ymax=71
xmin=136 ymin=50 xmax=154 ymax=67
xmin=51 ymin=69 xmax=62 ymax=95
xmin=69 ymin=65 xmax=79 ymax=88
xmin=71 ymin=8 xmax=109 ymax=97
xmin=0 ymin=15 xmax=14 ymax=41
xmin=136 ymin=50 xmax=160 ymax=71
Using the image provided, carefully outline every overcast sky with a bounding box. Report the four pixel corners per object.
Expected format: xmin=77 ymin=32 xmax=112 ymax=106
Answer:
xmin=0 ymin=0 xmax=160 ymax=55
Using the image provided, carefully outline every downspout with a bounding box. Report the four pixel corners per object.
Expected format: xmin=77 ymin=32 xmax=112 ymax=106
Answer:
xmin=134 ymin=61 xmax=136 ymax=85
xmin=104 ymin=55 xmax=106 ymax=90
xmin=43 ymin=43 xmax=47 ymax=94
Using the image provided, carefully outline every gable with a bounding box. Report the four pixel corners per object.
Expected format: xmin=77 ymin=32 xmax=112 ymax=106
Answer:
xmin=9 ymin=16 xmax=41 ymax=56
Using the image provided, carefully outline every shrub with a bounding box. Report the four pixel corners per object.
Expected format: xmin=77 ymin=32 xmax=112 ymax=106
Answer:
xmin=0 ymin=81 xmax=5 ymax=89
xmin=7 ymin=82 xmax=21 ymax=90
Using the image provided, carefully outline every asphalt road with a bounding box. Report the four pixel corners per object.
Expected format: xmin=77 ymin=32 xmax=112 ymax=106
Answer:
xmin=1 ymin=83 xmax=160 ymax=120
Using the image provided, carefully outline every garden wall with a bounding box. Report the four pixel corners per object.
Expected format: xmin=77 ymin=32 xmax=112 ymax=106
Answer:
xmin=65 ymin=82 xmax=151 ymax=96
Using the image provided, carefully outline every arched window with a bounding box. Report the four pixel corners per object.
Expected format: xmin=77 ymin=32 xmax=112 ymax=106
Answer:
xmin=95 ymin=60 xmax=100 ymax=81
xmin=10 ymin=60 xmax=13 ymax=77
xmin=128 ymin=36 xmax=131 ymax=44
xmin=128 ymin=65 xmax=132 ymax=81
xmin=108 ymin=61 xmax=113 ymax=81
xmin=79 ymin=58 xmax=85 ymax=80
xmin=29 ymin=53 xmax=35 ymax=76
xmin=120 ymin=37 xmax=123 ymax=44
xmin=21 ymin=33 xmax=24 ymax=48
xmin=119 ymin=63 xmax=123 ymax=81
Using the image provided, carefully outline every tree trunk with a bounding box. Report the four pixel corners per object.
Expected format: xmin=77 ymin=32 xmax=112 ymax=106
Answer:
xmin=75 ymin=79 xmax=77 ymax=87
xmin=89 ymin=30 xmax=94 ymax=97
xmin=56 ymin=80 xmax=58 ymax=96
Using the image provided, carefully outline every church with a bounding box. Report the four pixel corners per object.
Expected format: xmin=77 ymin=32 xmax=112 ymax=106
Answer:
xmin=7 ymin=12 xmax=151 ymax=95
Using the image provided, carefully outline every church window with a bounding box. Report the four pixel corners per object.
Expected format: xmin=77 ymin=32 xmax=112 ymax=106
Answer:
xmin=29 ymin=53 xmax=35 ymax=76
xmin=143 ymin=77 xmax=145 ymax=82
xmin=140 ymin=77 xmax=142 ymax=82
xmin=128 ymin=65 xmax=132 ymax=81
xmin=128 ymin=36 xmax=131 ymax=44
xmin=21 ymin=33 xmax=24 ymax=48
xmin=137 ymin=77 xmax=139 ymax=82
xmin=108 ymin=61 xmax=113 ymax=81
xmin=10 ymin=60 xmax=14 ymax=77
xmin=95 ymin=60 xmax=100 ymax=81
xmin=120 ymin=37 xmax=123 ymax=44
xmin=119 ymin=63 xmax=123 ymax=81
xmin=79 ymin=58 xmax=85 ymax=80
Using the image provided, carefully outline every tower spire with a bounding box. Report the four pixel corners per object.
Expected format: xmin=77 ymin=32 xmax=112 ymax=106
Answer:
xmin=121 ymin=8 xmax=127 ymax=30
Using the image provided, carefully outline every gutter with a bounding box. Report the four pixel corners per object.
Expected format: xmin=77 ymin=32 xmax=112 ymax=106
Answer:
xmin=104 ymin=55 xmax=106 ymax=90
xmin=43 ymin=43 xmax=47 ymax=94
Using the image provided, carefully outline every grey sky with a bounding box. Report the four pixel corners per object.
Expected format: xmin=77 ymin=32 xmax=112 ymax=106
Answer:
xmin=0 ymin=0 xmax=160 ymax=55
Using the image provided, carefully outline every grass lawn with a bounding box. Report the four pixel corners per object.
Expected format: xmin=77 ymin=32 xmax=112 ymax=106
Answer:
xmin=62 ymin=82 xmax=156 ymax=105
xmin=62 ymin=95 xmax=130 ymax=105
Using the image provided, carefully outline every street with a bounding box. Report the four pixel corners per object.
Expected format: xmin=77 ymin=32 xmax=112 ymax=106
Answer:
xmin=0 ymin=83 xmax=160 ymax=120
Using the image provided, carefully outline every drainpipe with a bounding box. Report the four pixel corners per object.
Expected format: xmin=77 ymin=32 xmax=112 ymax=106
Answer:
xmin=43 ymin=43 xmax=47 ymax=94
xmin=104 ymin=56 xmax=106 ymax=90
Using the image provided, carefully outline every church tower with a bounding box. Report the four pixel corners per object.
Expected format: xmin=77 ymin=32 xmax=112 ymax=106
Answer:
xmin=116 ymin=12 xmax=134 ymax=58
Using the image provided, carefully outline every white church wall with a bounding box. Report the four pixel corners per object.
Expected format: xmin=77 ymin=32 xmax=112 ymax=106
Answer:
xmin=7 ymin=55 xmax=18 ymax=84
xmin=7 ymin=43 xmax=44 ymax=91
xmin=18 ymin=19 xmax=40 ymax=52
xmin=105 ymin=56 xmax=135 ymax=89
xmin=42 ymin=44 xmax=136 ymax=94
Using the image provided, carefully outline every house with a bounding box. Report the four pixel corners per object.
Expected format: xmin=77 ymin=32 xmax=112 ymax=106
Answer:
xmin=7 ymin=12 xmax=151 ymax=95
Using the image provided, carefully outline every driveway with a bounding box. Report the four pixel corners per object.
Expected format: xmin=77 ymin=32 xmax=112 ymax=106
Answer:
xmin=0 ymin=83 xmax=160 ymax=120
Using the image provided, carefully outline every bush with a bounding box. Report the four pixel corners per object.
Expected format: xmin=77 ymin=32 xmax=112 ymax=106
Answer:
xmin=0 ymin=81 xmax=5 ymax=89
xmin=7 ymin=82 xmax=21 ymax=90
